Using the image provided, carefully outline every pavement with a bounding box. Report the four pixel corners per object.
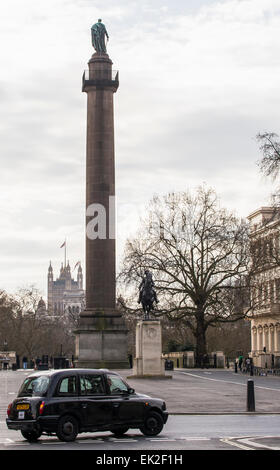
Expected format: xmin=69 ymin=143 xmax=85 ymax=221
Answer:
xmin=121 ymin=367 xmax=280 ymax=414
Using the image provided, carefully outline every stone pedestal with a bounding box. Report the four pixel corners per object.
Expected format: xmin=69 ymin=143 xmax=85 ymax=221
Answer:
xmin=253 ymin=352 xmax=273 ymax=369
xmin=75 ymin=310 xmax=128 ymax=369
xmin=132 ymin=320 xmax=166 ymax=377
xmin=211 ymin=351 xmax=225 ymax=368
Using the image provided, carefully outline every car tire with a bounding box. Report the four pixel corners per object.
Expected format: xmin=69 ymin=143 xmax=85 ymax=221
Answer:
xmin=56 ymin=415 xmax=79 ymax=442
xmin=140 ymin=411 xmax=164 ymax=436
xmin=21 ymin=429 xmax=42 ymax=442
xmin=110 ymin=426 xmax=129 ymax=437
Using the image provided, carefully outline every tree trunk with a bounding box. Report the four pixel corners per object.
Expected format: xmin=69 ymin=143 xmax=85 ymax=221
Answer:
xmin=195 ymin=312 xmax=207 ymax=367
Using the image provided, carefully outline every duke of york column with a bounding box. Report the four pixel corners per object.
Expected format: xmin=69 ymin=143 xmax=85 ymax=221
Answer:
xmin=75 ymin=20 xmax=128 ymax=369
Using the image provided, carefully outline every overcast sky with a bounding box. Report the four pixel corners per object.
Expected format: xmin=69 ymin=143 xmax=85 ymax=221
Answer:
xmin=0 ymin=0 xmax=279 ymax=296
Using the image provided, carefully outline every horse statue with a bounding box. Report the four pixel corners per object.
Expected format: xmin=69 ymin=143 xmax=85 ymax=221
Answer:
xmin=137 ymin=270 xmax=159 ymax=320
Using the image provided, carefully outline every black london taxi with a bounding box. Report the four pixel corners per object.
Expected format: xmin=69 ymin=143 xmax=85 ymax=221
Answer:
xmin=6 ymin=369 xmax=168 ymax=442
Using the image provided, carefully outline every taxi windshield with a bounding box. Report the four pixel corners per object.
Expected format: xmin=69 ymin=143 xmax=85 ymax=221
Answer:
xmin=17 ymin=376 xmax=50 ymax=397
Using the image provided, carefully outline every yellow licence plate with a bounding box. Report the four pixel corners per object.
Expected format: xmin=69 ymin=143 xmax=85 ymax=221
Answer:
xmin=17 ymin=404 xmax=29 ymax=410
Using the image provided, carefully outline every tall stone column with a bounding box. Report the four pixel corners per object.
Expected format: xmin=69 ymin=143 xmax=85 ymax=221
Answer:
xmin=269 ymin=325 xmax=274 ymax=353
xmin=263 ymin=325 xmax=268 ymax=352
xmin=85 ymin=53 xmax=117 ymax=311
xmin=74 ymin=51 xmax=128 ymax=369
xmin=274 ymin=324 xmax=280 ymax=353
xmin=257 ymin=326 xmax=262 ymax=352
xmin=251 ymin=327 xmax=257 ymax=353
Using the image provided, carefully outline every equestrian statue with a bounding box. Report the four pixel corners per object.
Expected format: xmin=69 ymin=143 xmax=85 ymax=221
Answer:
xmin=138 ymin=270 xmax=159 ymax=320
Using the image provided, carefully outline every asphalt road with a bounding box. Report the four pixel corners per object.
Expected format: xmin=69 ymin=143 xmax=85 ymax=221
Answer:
xmin=1 ymin=368 xmax=280 ymax=452
xmin=1 ymin=414 xmax=280 ymax=451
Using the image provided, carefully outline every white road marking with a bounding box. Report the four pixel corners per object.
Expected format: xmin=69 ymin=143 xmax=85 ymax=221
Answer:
xmin=149 ymin=438 xmax=176 ymax=442
xmin=220 ymin=438 xmax=253 ymax=450
xmin=1 ymin=436 xmax=211 ymax=446
xmin=4 ymin=433 xmax=280 ymax=449
xmin=79 ymin=440 xmax=105 ymax=444
xmin=41 ymin=441 xmax=67 ymax=445
xmin=238 ymin=436 xmax=280 ymax=450
xmin=109 ymin=439 xmax=138 ymax=443
xmin=179 ymin=371 xmax=280 ymax=392
xmin=4 ymin=441 xmax=29 ymax=446
xmin=181 ymin=437 xmax=210 ymax=441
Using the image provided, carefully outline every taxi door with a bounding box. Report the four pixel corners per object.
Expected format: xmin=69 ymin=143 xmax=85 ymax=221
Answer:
xmin=79 ymin=374 xmax=112 ymax=428
xmin=106 ymin=373 xmax=145 ymax=425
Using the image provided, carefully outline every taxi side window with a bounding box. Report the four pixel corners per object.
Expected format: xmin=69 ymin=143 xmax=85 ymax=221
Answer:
xmin=107 ymin=374 xmax=129 ymax=394
xmin=80 ymin=375 xmax=105 ymax=395
xmin=56 ymin=376 xmax=77 ymax=396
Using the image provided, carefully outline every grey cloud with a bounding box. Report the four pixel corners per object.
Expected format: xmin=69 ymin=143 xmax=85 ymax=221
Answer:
xmin=116 ymin=110 xmax=263 ymax=175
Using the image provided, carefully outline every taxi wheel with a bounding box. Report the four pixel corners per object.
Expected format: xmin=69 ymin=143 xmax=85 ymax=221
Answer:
xmin=140 ymin=411 xmax=164 ymax=436
xmin=21 ymin=430 xmax=42 ymax=442
xmin=56 ymin=415 xmax=79 ymax=442
xmin=110 ymin=426 xmax=129 ymax=437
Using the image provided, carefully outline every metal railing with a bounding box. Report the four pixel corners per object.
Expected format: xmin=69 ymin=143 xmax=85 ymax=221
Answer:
xmin=82 ymin=69 xmax=119 ymax=91
xmin=82 ymin=69 xmax=119 ymax=81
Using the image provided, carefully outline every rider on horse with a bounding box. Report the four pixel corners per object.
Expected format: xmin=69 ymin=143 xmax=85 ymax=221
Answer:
xmin=138 ymin=270 xmax=159 ymax=318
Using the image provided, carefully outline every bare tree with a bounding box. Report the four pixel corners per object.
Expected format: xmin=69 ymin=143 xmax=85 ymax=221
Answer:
xmin=119 ymin=186 xmax=253 ymax=366
xmin=257 ymin=132 xmax=280 ymax=181
xmin=0 ymin=291 xmax=19 ymax=351
xmin=0 ymin=286 xmax=75 ymax=363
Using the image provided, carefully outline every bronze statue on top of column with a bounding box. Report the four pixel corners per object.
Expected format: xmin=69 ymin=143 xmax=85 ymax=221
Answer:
xmin=91 ymin=19 xmax=109 ymax=54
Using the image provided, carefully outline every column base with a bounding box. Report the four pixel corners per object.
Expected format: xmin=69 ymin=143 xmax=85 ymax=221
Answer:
xmin=74 ymin=309 xmax=129 ymax=369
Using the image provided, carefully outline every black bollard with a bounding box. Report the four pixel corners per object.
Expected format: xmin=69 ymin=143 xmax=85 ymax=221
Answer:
xmin=234 ymin=362 xmax=238 ymax=373
xmin=247 ymin=379 xmax=255 ymax=412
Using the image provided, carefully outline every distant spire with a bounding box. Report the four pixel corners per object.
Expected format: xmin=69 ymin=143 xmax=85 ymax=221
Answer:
xmin=48 ymin=261 xmax=53 ymax=284
xmin=66 ymin=260 xmax=71 ymax=274
xmin=74 ymin=261 xmax=82 ymax=271
xmin=77 ymin=263 xmax=83 ymax=289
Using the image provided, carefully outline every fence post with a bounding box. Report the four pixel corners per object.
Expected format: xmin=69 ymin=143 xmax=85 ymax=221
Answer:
xmin=247 ymin=379 xmax=255 ymax=412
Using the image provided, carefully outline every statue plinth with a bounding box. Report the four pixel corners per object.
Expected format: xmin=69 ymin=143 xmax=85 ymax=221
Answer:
xmin=74 ymin=309 xmax=128 ymax=369
xmin=128 ymin=320 xmax=171 ymax=379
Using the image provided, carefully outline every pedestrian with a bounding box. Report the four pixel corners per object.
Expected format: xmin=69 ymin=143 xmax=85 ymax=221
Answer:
xmin=22 ymin=356 xmax=28 ymax=370
xmin=35 ymin=357 xmax=41 ymax=370
xmin=245 ymin=357 xmax=251 ymax=373
xmin=238 ymin=355 xmax=243 ymax=371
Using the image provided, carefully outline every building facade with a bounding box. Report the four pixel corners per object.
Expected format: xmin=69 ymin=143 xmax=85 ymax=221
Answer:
xmin=47 ymin=261 xmax=85 ymax=317
xmin=248 ymin=207 xmax=280 ymax=368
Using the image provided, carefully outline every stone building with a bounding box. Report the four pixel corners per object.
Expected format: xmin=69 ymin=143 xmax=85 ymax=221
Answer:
xmin=248 ymin=206 xmax=280 ymax=368
xmin=47 ymin=261 xmax=85 ymax=317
